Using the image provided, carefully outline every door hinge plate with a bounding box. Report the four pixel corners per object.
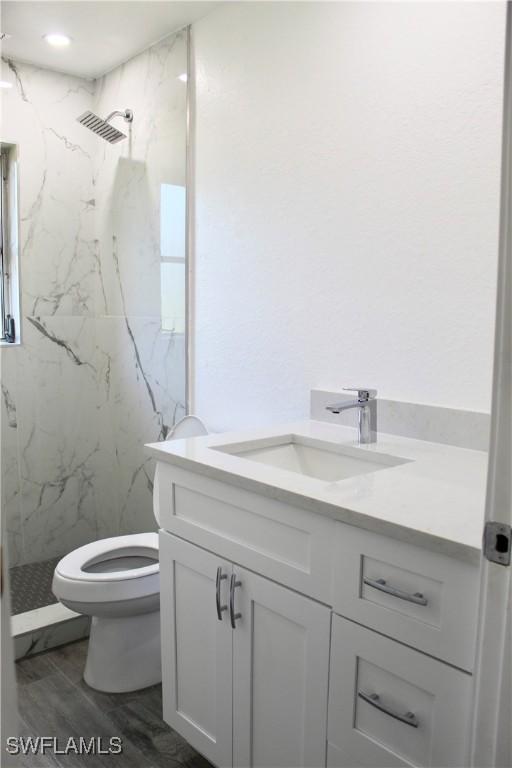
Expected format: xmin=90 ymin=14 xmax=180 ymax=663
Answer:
xmin=483 ymin=522 xmax=511 ymax=566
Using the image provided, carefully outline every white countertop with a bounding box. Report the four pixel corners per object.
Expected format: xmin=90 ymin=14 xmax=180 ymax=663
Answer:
xmin=146 ymin=420 xmax=488 ymax=564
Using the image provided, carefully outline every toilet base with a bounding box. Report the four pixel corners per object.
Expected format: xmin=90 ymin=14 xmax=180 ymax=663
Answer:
xmin=84 ymin=610 xmax=161 ymax=693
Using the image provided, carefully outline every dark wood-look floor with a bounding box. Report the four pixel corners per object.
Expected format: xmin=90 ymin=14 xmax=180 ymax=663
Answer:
xmin=14 ymin=640 xmax=213 ymax=768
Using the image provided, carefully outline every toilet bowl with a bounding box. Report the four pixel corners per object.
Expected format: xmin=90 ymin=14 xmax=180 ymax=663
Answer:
xmin=52 ymin=532 xmax=161 ymax=693
xmin=52 ymin=414 xmax=209 ymax=693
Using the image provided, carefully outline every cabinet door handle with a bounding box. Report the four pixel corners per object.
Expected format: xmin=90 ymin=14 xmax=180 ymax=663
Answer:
xmin=358 ymin=691 xmax=419 ymax=728
xmin=216 ymin=567 xmax=228 ymax=621
xmin=363 ymin=577 xmax=428 ymax=606
xmin=229 ymin=573 xmax=242 ymax=629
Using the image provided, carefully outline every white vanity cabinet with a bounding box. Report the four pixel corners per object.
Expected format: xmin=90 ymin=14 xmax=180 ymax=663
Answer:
xmin=154 ymin=458 xmax=480 ymax=768
xmin=160 ymin=531 xmax=331 ymax=768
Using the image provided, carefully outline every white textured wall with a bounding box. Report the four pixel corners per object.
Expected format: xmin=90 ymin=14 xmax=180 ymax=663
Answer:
xmin=193 ymin=2 xmax=506 ymax=432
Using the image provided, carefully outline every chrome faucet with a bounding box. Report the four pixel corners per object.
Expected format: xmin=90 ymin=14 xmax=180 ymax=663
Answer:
xmin=326 ymin=388 xmax=378 ymax=444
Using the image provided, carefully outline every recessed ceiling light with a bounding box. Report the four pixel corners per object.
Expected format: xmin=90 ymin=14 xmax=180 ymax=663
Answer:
xmin=44 ymin=33 xmax=71 ymax=47
xmin=178 ymin=73 xmax=188 ymax=83
xmin=0 ymin=81 xmax=13 ymax=89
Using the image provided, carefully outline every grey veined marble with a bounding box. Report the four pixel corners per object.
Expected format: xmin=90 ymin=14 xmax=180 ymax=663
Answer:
xmin=1 ymin=31 xmax=187 ymax=567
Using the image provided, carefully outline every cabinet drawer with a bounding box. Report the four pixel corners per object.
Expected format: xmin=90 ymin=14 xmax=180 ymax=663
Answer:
xmin=331 ymin=523 xmax=479 ymax=670
xmin=327 ymin=616 xmax=472 ymax=768
xmin=155 ymin=462 xmax=335 ymax=601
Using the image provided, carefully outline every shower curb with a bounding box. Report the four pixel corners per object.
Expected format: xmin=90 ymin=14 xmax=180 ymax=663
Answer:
xmin=12 ymin=603 xmax=90 ymax=660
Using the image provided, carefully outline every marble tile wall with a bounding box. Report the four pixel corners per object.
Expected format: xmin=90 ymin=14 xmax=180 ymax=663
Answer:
xmin=1 ymin=31 xmax=187 ymax=566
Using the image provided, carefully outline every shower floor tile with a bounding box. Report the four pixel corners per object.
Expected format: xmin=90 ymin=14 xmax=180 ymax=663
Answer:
xmin=10 ymin=557 xmax=61 ymax=615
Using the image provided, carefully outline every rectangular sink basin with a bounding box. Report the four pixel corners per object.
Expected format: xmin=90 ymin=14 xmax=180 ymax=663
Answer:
xmin=212 ymin=434 xmax=410 ymax=482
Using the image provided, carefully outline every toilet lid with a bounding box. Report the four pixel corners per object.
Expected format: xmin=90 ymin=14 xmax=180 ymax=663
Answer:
xmin=55 ymin=533 xmax=159 ymax=583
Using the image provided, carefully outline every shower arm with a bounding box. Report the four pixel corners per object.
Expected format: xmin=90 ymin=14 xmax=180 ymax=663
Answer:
xmin=104 ymin=109 xmax=133 ymax=125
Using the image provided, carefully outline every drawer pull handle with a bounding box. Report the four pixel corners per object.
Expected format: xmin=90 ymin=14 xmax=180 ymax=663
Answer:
xmin=229 ymin=574 xmax=242 ymax=629
xmin=358 ymin=691 xmax=419 ymax=728
xmin=216 ymin=567 xmax=227 ymax=621
xmin=363 ymin=577 xmax=428 ymax=606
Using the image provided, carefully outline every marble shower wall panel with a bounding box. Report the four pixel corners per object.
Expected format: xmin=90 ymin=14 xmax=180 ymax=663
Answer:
xmin=0 ymin=59 xmax=97 ymax=318
xmin=96 ymin=317 xmax=186 ymax=536
xmin=1 ymin=59 xmax=100 ymax=565
xmin=1 ymin=347 xmax=22 ymax=565
xmin=16 ymin=317 xmax=101 ymax=562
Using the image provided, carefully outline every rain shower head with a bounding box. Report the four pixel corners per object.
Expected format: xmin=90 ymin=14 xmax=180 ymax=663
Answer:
xmin=77 ymin=108 xmax=133 ymax=144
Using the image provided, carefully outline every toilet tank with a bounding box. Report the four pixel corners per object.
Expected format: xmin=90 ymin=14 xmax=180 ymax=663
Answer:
xmin=153 ymin=415 xmax=209 ymax=527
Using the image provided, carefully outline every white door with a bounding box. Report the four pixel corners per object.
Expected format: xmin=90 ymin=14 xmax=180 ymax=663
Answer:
xmin=470 ymin=6 xmax=512 ymax=766
xmin=327 ymin=616 xmax=472 ymax=768
xmin=159 ymin=532 xmax=233 ymax=767
xmin=232 ymin=566 xmax=331 ymax=768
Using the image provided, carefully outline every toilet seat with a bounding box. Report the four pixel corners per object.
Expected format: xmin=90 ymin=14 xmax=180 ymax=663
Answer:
xmin=53 ymin=533 xmax=159 ymax=605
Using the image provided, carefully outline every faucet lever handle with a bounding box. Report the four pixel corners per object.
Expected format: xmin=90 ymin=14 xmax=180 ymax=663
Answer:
xmin=343 ymin=387 xmax=377 ymax=401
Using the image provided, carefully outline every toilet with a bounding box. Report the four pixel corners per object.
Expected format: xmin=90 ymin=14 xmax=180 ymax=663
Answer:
xmin=52 ymin=415 xmax=209 ymax=693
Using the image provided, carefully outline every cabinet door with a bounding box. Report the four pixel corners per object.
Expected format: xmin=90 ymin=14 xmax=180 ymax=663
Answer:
xmin=159 ymin=532 xmax=233 ymax=767
xmin=233 ymin=566 xmax=331 ymax=768
xmin=327 ymin=615 xmax=472 ymax=768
